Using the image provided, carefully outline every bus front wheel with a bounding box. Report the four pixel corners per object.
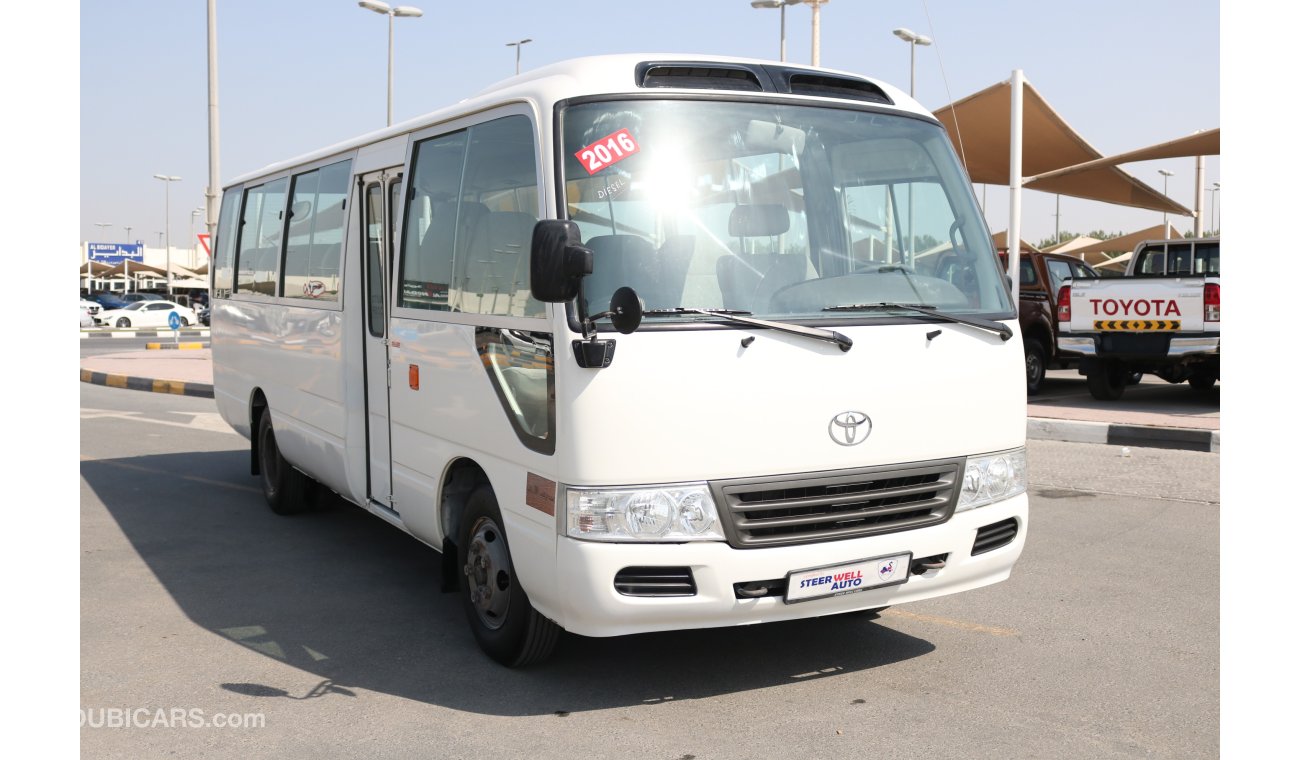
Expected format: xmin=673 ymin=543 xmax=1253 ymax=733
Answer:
xmin=458 ymin=487 xmax=561 ymax=667
xmin=256 ymin=410 xmax=311 ymax=515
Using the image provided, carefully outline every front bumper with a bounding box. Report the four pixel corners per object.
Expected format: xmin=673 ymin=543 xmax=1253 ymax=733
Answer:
xmin=554 ymin=493 xmax=1027 ymax=637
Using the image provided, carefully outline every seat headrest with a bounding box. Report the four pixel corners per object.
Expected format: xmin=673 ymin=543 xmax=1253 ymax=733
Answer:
xmin=585 ymin=234 xmax=657 ymax=256
xmin=728 ymin=204 xmax=790 ymax=237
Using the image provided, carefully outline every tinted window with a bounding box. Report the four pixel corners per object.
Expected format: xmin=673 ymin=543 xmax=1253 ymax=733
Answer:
xmin=1045 ymin=259 xmax=1074 ymax=292
xmin=283 ymin=160 xmax=351 ymax=303
xmin=1020 ymin=259 xmax=1039 ymax=287
xmin=212 ymin=188 xmax=241 ymax=298
xmin=236 ymin=178 xmax=288 ymax=296
xmin=454 ymin=115 xmax=541 ymax=316
xmin=398 ymin=114 xmax=541 ymax=316
xmin=399 ymin=131 xmax=468 ymax=310
xmin=1195 ymin=243 xmax=1219 ymax=275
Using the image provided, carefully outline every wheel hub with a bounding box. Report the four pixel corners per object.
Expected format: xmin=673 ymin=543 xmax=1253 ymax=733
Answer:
xmin=464 ymin=518 xmax=512 ymax=630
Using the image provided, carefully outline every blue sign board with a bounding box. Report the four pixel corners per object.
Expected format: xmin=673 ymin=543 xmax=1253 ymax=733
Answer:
xmin=168 ymin=312 xmax=182 ymax=330
xmin=88 ymin=243 xmax=144 ymax=264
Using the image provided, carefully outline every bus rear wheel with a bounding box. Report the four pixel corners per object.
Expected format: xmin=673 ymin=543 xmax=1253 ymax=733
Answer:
xmin=256 ymin=410 xmax=311 ymax=515
xmin=458 ymin=487 xmax=560 ymax=667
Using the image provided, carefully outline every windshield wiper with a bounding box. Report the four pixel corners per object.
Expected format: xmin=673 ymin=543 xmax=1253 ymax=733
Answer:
xmin=823 ymin=302 xmax=1012 ymax=341
xmin=643 ymin=308 xmax=852 ymax=352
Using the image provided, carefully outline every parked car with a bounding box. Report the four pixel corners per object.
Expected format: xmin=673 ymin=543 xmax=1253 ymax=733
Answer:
xmin=198 ymin=305 xmax=210 ymax=326
xmin=1056 ymin=237 xmax=1220 ymax=399
xmin=120 ymin=292 xmax=165 ymax=304
xmin=999 ymin=250 xmax=1102 ymax=394
xmin=96 ymin=300 xmax=199 ymax=329
xmin=80 ymin=298 xmax=102 ymax=317
xmin=80 ymin=303 xmax=94 ymax=327
xmin=94 ymin=292 xmax=131 ymax=311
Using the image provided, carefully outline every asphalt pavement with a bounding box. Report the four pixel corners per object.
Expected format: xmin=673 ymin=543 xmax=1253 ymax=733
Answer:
xmin=79 ymin=335 xmax=1220 ymax=453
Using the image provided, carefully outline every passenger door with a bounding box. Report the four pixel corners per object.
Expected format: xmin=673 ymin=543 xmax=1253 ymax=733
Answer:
xmin=361 ymin=168 xmax=403 ymax=510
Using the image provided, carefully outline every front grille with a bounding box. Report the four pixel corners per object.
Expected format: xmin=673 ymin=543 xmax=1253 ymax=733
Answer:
xmin=972 ymin=518 xmax=1018 ymax=556
xmin=710 ymin=459 xmax=962 ymax=549
xmin=614 ymin=567 xmax=697 ymax=597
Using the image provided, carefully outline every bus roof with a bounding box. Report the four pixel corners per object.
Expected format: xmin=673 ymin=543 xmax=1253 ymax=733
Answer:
xmin=226 ymin=53 xmax=927 ymax=188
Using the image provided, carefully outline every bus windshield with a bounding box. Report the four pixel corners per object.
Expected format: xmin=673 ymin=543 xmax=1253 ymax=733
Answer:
xmin=560 ymin=99 xmax=1011 ymax=322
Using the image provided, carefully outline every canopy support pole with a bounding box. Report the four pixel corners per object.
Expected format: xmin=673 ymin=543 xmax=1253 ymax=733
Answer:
xmin=1008 ymin=70 xmax=1024 ymax=303
xmin=1193 ymin=153 xmax=1205 ymax=237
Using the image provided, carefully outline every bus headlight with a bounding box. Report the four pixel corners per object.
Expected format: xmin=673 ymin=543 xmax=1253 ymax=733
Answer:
xmin=957 ymin=448 xmax=1027 ymax=512
xmin=566 ymin=484 xmax=725 ymax=541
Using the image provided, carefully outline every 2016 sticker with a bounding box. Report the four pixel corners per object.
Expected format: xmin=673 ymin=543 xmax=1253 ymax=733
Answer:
xmin=575 ymin=128 xmax=640 ymax=175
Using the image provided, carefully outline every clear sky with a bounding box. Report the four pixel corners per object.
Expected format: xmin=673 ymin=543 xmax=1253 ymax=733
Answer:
xmin=78 ymin=0 xmax=1219 ymax=251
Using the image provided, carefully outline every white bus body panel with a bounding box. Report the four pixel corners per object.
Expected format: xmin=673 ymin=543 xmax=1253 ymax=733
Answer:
xmin=212 ymin=303 xmax=352 ymax=500
xmin=556 ymin=322 xmax=1024 ymax=485
xmin=557 ymin=494 xmax=1027 ymax=637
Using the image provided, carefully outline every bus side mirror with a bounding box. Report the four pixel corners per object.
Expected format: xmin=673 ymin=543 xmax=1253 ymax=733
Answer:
xmin=530 ymin=220 xmax=592 ymax=303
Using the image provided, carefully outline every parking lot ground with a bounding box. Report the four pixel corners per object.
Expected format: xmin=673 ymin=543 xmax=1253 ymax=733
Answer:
xmin=79 ymin=384 xmax=1221 ymax=758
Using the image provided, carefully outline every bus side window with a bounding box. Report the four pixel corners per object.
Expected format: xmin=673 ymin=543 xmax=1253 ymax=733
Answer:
xmin=453 ymin=115 xmax=541 ymax=317
xmin=398 ymin=131 xmax=468 ymax=310
xmin=235 ymin=178 xmax=288 ymax=297
xmin=212 ymin=186 xmax=242 ymax=299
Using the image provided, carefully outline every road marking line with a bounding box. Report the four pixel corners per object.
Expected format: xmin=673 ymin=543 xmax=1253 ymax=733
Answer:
xmin=80 ymin=408 xmax=238 ymax=435
xmin=880 ymin=608 xmax=1019 ymax=637
xmin=80 ymin=455 xmax=260 ymax=495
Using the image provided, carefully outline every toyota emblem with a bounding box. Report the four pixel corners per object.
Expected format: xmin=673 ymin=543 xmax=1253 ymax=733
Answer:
xmin=828 ymin=411 xmax=872 ymax=446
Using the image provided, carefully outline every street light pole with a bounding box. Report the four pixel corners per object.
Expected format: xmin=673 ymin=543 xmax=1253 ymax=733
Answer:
xmin=808 ymin=0 xmax=828 ymax=67
xmin=891 ymin=27 xmax=933 ymax=98
xmin=1157 ymin=169 xmax=1174 ymax=235
xmin=190 ymin=208 xmax=204 ymax=269
xmin=506 ymin=38 xmax=532 ymax=75
xmin=1209 ymin=182 xmax=1219 ymax=233
xmin=751 ymin=0 xmax=800 ymax=62
xmin=358 ymin=1 xmax=424 ymax=127
xmin=154 ymin=174 xmax=182 ymax=296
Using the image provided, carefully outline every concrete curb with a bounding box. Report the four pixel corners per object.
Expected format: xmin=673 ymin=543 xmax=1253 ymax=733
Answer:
xmin=1028 ymin=418 xmax=1219 ymax=453
xmin=79 ymin=369 xmax=214 ymax=399
xmin=145 ymin=342 xmax=207 ymax=350
xmin=81 ymin=329 xmax=210 ymax=339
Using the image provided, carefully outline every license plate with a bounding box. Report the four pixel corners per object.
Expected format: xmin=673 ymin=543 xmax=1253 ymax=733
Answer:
xmin=784 ymin=552 xmax=911 ymax=604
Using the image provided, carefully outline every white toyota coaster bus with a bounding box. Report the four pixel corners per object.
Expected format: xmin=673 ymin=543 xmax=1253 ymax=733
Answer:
xmin=211 ymin=54 xmax=1028 ymax=666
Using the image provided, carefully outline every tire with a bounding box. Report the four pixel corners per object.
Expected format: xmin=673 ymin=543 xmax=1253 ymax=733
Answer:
xmin=116 ymin=317 xmax=131 ymax=328
xmin=1188 ymin=371 xmax=1217 ymax=390
xmin=1128 ymin=372 xmax=1144 ymax=386
xmin=458 ymin=487 xmax=561 ymax=667
xmin=1024 ymin=339 xmax=1047 ymax=396
xmin=181 ymin=317 xmax=190 ymax=327
xmin=256 ymin=410 xmax=311 ymax=515
xmin=1085 ymin=360 xmax=1128 ymax=401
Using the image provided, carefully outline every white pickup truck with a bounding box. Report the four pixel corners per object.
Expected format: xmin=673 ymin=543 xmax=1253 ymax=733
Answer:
xmin=1055 ymin=237 xmax=1219 ymax=400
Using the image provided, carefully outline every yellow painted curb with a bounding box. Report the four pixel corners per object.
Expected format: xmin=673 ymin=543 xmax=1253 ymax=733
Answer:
xmin=145 ymin=342 xmax=206 ymax=350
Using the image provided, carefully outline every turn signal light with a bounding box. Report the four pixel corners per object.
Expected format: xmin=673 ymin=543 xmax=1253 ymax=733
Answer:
xmin=1057 ymin=285 xmax=1072 ymax=322
xmin=1204 ymin=283 xmax=1220 ymax=322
